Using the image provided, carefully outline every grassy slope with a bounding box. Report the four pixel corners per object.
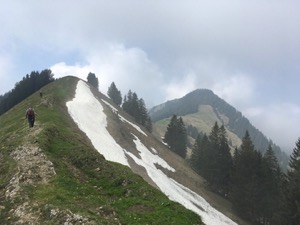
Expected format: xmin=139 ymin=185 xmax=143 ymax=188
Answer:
xmin=0 ymin=76 xmax=203 ymax=225
xmin=152 ymin=105 xmax=242 ymax=151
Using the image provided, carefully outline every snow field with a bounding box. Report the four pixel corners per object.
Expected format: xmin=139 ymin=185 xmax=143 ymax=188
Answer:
xmin=66 ymin=81 xmax=129 ymax=166
xmin=67 ymin=80 xmax=237 ymax=225
xmin=127 ymin=135 xmax=237 ymax=225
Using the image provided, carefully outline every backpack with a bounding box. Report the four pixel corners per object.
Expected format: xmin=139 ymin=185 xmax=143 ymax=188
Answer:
xmin=28 ymin=108 xmax=34 ymax=117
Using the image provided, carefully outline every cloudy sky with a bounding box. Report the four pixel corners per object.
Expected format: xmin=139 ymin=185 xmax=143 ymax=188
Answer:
xmin=1 ymin=0 xmax=299 ymax=154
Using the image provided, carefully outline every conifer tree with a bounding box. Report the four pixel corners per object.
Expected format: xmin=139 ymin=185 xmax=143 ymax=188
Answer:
xmin=131 ymin=92 xmax=139 ymax=119
xmin=191 ymin=134 xmax=211 ymax=176
xmin=107 ymin=82 xmax=122 ymax=106
xmin=190 ymin=134 xmax=203 ymax=173
xmin=122 ymin=90 xmax=134 ymax=115
xmin=177 ymin=117 xmax=187 ymax=158
xmin=122 ymin=90 xmax=152 ymax=132
xmin=87 ymin=72 xmax=99 ymax=89
xmin=216 ymin=125 xmax=232 ymax=196
xmin=260 ymin=144 xmax=283 ymax=224
xmin=164 ymin=115 xmax=179 ymax=151
xmin=203 ymin=122 xmax=219 ymax=186
xmin=196 ymin=122 xmax=232 ymax=195
xmin=230 ymin=131 xmax=263 ymax=222
xmin=209 ymin=122 xmax=220 ymax=147
xmin=137 ymin=98 xmax=148 ymax=126
xmin=282 ymin=138 xmax=300 ymax=225
xmin=164 ymin=115 xmax=187 ymax=158
xmin=145 ymin=116 xmax=153 ymax=133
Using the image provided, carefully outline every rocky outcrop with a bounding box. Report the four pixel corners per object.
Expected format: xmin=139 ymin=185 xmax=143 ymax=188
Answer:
xmin=4 ymin=127 xmax=56 ymax=224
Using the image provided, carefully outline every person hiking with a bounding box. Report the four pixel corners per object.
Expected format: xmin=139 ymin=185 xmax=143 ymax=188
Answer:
xmin=25 ymin=107 xmax=36 ymax=128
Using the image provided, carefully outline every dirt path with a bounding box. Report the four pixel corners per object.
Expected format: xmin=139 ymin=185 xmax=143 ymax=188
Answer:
xmin=4 ymin=126 xmax=55 ymax=224
xmin=4 ymin=126 xmax=92 ymax=224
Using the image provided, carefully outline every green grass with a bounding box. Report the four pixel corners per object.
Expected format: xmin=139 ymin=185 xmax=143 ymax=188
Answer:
xmin=0 ymin=77 xmax=203 ymax=224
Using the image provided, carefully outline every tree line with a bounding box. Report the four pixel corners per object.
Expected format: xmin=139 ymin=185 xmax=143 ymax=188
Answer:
xmin=0 ymin=69 xmax=54 ymax=116
xmin=163 ymin=118 xmax=300 ymax=225
xmin=85 ymin=73 xmax=152 ymax=133
xmin=106 ymin=82 xmax=152 ymax=133
xmin=0 ymin=70 xmax=152 ymax=133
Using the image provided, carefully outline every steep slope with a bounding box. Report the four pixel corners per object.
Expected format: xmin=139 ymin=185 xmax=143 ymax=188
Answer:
xmin=0 ymin=77 xmax=202 ymax=224
xmin=149 ymin=89 xmax=288 ymax=168
xmin=66 ymin=79 xmax=245 ymax=225
xmin=0 ymin=77 xmax=251 ymax=225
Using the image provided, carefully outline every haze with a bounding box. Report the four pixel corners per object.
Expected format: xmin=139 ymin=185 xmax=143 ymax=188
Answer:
xmin=0 ymin=0 xmax=299 ymax=153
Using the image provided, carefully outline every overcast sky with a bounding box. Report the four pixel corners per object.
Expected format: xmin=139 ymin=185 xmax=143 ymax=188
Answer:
xmin=1 ymin=0 xmax=299 ymax=154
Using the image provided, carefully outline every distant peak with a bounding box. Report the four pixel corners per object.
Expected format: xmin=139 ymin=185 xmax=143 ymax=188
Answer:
xmin=186 ymin=88 xmax=215 ymax=95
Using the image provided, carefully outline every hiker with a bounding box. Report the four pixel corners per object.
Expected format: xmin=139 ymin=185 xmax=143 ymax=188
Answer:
xmin=25 ymin=107 xmax=36 ymax=128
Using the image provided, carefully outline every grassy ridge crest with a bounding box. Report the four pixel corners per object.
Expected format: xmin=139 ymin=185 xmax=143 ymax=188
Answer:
xmin=0 ymin=76 xmax=202 ymax=224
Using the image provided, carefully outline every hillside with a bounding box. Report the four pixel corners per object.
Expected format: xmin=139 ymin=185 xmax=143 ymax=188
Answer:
xmin=149 ymin=89 xmax=289 ymax=168
xmin=0 ymin=77 xmax=249 ymax=224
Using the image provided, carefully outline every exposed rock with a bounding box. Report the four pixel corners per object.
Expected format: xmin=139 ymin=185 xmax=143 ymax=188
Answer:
xmin=5 ymin=127 xmax=56 ymax=223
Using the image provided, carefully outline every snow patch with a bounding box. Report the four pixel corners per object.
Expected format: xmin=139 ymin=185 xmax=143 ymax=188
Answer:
xmin=101 ymin=99 xmax=147 ymax=136
xmin=150 ymin=147 xmax=158 ymax=154
xmin=67 ymin=80 xmax=129 ymax=166
xmin=126 ymin=135 xmax=237 ymax=225
xmin=101 ymin=99 xmax=118 ymax=112
xmin=126 ymin=134 xmax=175 ymax=173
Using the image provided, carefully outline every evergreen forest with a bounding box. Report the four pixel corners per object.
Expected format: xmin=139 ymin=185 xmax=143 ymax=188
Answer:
xmin=187 ymin=121 xmax=300 ymax=225
xmin=122 ymin=89 xmax=152 ymax=132
xmin=0 ymin=69 xmax=54 ymax=116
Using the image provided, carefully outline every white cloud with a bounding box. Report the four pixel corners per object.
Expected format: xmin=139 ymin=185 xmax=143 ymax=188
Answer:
xmin=51 ymin=43 xmax=164 ymax=106
xmin=164 ymin=73 xmax=198 ymax=101
xmin=244 ymin=103 xmax=300 ymax=153
xmin=1 ymin=0 xmax=299 ymax=154
xmin=0 ymin=53 xmax=16 ymax=94
xmin=51 ymin=62 xmax=91 ymax=80
xmin=212 ymin=75 xmax=256 ymax=108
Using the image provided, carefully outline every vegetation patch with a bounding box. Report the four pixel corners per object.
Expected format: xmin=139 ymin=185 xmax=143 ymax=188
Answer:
xmin=0 ymin=77 xmax=203 ymax=224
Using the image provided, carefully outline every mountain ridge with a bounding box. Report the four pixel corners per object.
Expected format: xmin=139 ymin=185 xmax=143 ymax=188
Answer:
xmin=149 ymin=89 xmax=289 ymax=168
xmin=0 ymin=77 xmax=249 ymax=224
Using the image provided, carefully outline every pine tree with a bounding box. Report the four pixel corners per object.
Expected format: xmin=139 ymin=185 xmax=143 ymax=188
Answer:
xmin=164 ymin=115 xmax=179 ymax=151
xmin=230 ymin=131 xmax=263 ymax=222
xmin=177 ymin=117 xmax=187 ymax=158
xmin=209 ymin=122 xmax=220 ymax=147
xmin=203 ymin=122 xmax=219 ymax=186
xmin=131 ymin=92 xmax=139 ymax=120
xmin=107 ymin=82 xmax=122 ymax=106
xmin=122 ymin=90 xmax=152 ymax=132
xmin=216 ymin=125 xmax=232 ymax=196
xmin=122 ymin=90 xmax=134 ymax=116
xmin=195 ymin=122 xmax=233 ymax=196
xmin=164 ymin=115 xmax=187 ymax=158
xmin=283 ymin=138 xmax=300 ymax=225
xmin=87 ymin=72 xmax=99 ymax=89
xmin=144 ymin=116 xmax=153 ymax=133
xmin=137 ymin=98 xmax=148 ymax=126
xmin=190 ymin=134 xmax=203 ymax=173
xmin=191 ymin=133 xmax=211 ymax=175
xmin=260 ymin=144 xmax=283 ymax=224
